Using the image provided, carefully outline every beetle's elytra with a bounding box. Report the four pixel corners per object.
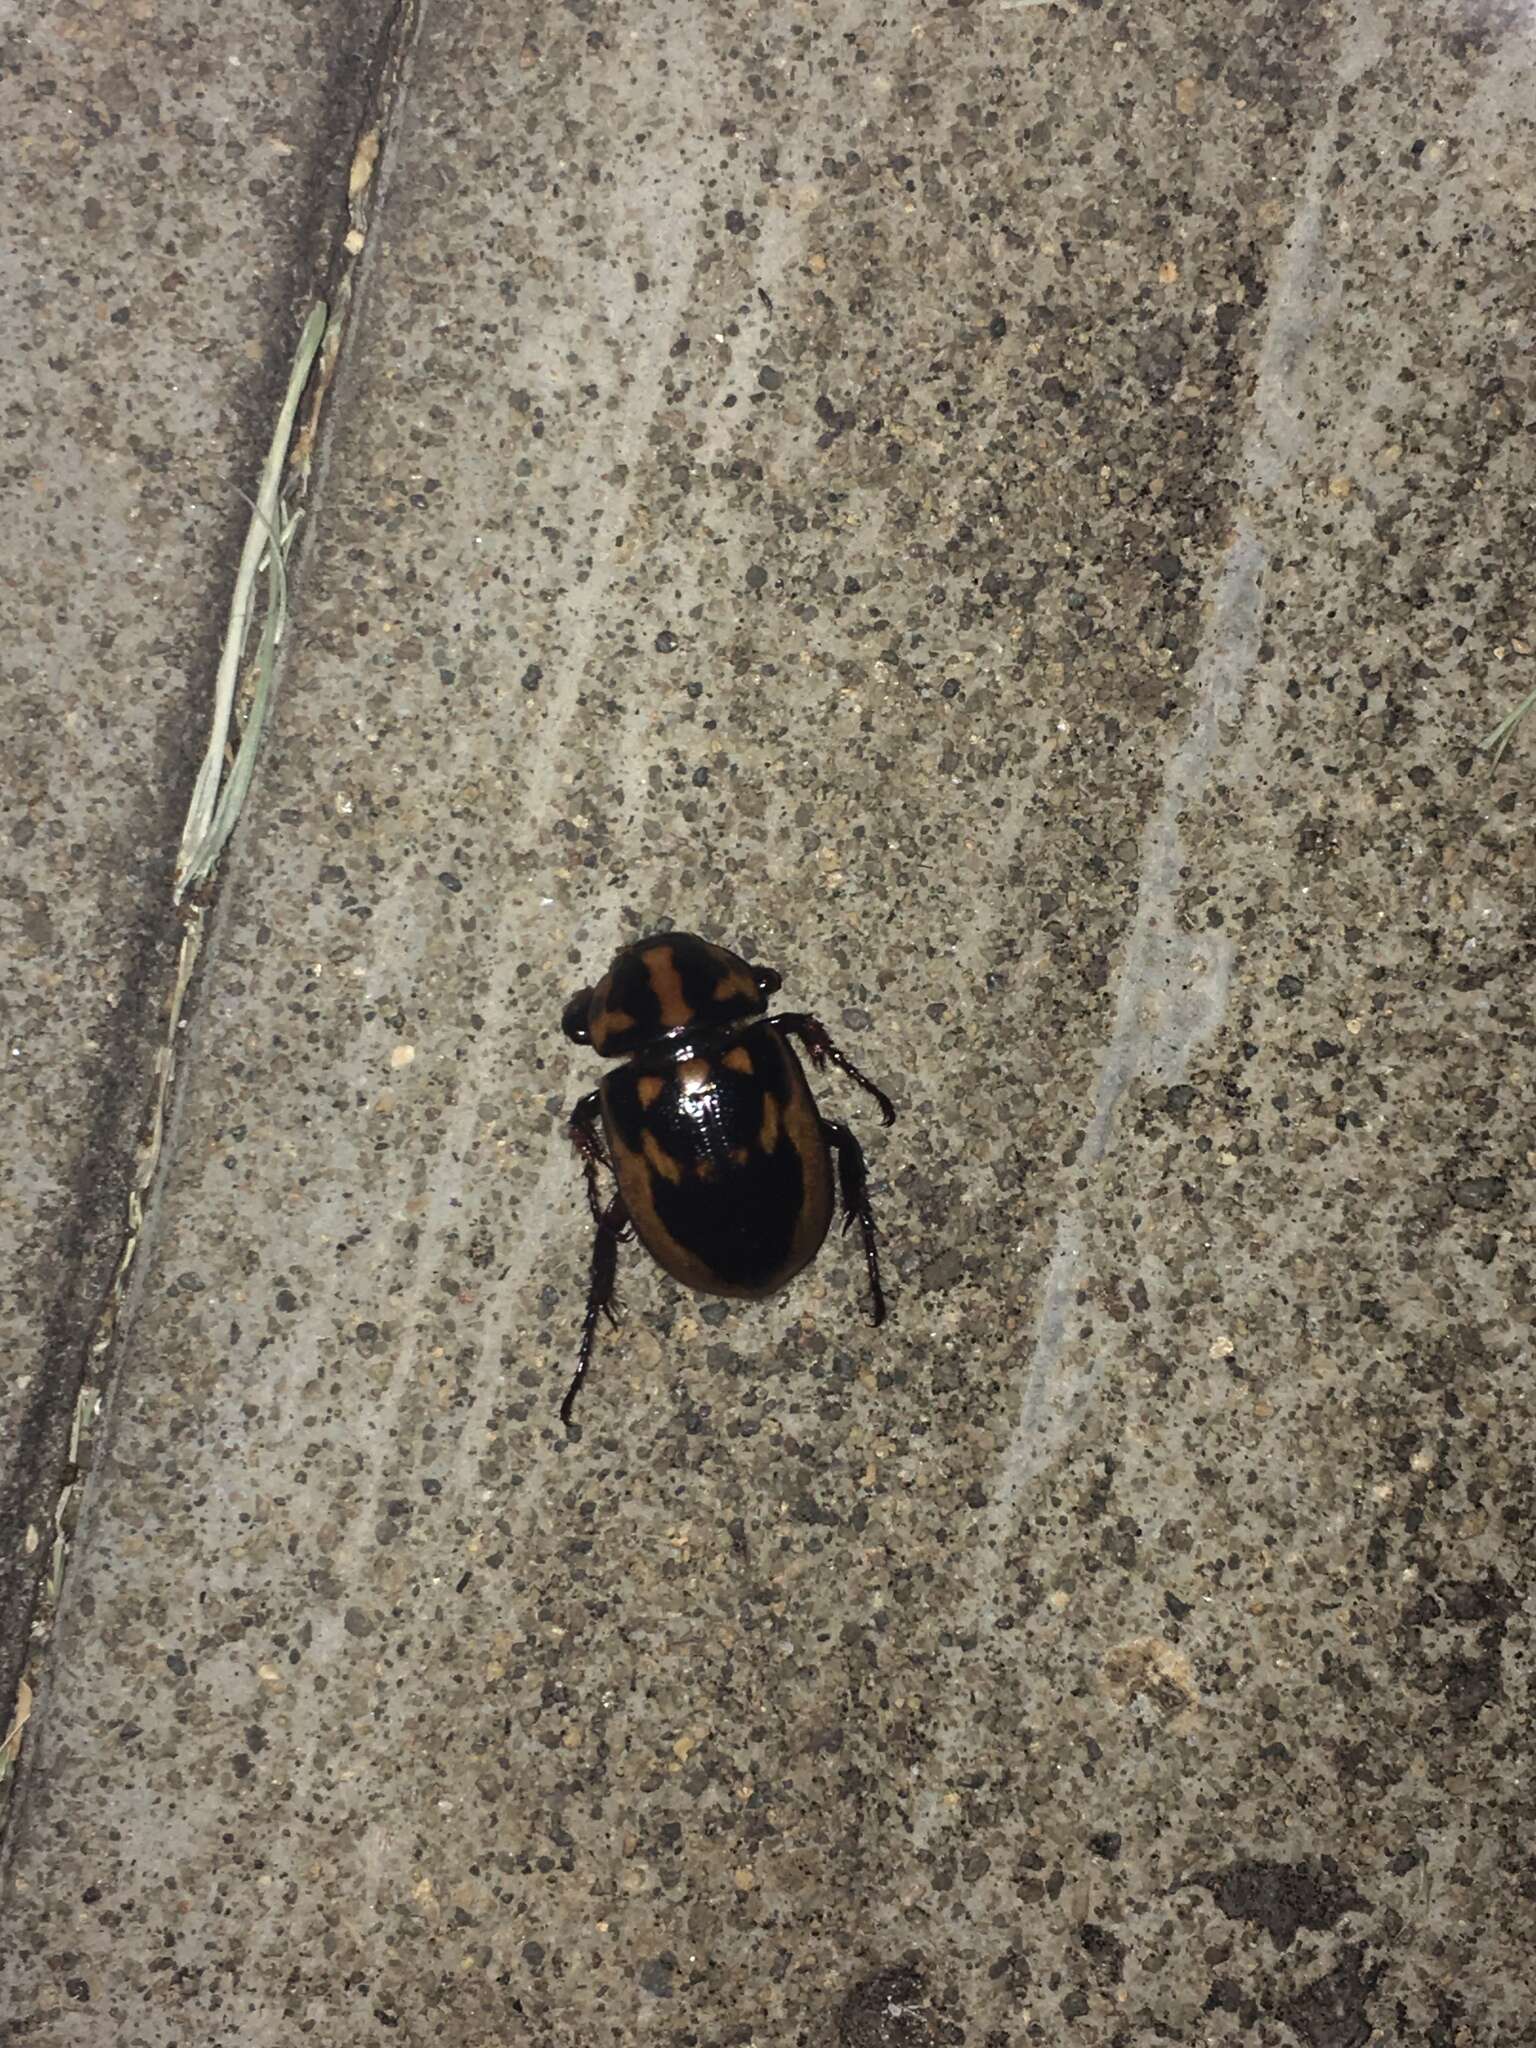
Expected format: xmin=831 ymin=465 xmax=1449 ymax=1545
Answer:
xmin=558 ymin=931 xmax=896 ymax=1426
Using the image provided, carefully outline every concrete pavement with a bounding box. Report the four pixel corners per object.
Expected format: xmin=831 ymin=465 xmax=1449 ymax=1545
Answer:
xmin=1 ymin=0 xmax=399 ymax=1777
xmin=4 ymin=1 xmax=1532 ymax=2042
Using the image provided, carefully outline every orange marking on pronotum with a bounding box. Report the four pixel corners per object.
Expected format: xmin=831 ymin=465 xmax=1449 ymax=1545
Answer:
xmin=647 ymin=945 xmax=691 ymax=1030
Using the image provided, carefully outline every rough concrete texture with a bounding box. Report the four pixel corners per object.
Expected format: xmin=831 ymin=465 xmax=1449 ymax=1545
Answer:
xmin=4 ymin=0 xmax=1534 ymax=2043
xmin=0 ymin=0 xmax=397 ymax=1732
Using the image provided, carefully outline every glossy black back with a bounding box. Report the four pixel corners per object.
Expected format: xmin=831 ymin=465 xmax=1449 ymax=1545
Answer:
xmin=602 ymin=1023 xmax=819 ymax=1292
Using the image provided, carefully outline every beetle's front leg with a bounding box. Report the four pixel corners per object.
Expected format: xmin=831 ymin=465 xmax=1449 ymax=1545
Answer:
xmin=568 ymin=1088 xmax=613 ymax=1224
xmin=822 ymin=1117 xmax=887 ymax=1326
xmin=770 ymin=1013 xmax=897 ymax=1126
xmin=562 ymin=1191 xmax=630 ymax=1430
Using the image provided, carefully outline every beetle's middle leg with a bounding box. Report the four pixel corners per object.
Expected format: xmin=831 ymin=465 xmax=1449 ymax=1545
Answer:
xmin=822 ymin=1117 xmax=887 ymax=1326
xmin=771 ymin=1013 xmax=897 ymax=1126
xmin=568 ymin=1088 xmax=614 ymax=1224
xmin=562 ymin=1191 xmax=630 ymax=1430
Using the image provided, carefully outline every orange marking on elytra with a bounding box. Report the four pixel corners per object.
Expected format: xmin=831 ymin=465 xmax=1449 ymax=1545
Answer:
xmin=780 ymin=1041 xmax=834 ymax=1269
xmin=723 ymin=1046 xmax=753 ymax=1075
xmin=759 ymin=1094 xmax=781 ymax=1151
xmin=637 ymin=1074 xmax=664 ymax=1109
xmin=641 ymin=1131 xmax=682 ymax=1183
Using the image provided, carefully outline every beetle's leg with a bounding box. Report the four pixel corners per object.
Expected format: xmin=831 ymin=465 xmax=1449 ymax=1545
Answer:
xmin=562 ymin=1192 xmax=628 ymax=1430
xmin=568 ymin=1089 xmax=613 ymax=1224
xmin=822 ymin=1117 xmax=887 ymax=1326
xmin=771 ymin=1013 xmax=897 ymax=1126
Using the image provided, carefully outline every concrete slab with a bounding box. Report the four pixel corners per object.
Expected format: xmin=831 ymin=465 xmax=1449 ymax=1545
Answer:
xmin=0 ymin=0 xmax=399 ymax=1744
xmin=4 ymin=1 xmax=1532 ymax=2043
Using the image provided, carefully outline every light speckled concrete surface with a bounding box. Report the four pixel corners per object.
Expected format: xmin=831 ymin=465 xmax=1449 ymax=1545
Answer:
xmin=4 ymin=1 xmax=1534 ymax=2043
xmin=0 ymin=0 xmax=395 ymax=1736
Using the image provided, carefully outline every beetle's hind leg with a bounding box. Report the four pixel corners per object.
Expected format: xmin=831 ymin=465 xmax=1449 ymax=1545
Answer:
xmin=568 ymin=1088 xmax=614 ymax=1223
xmin=771 ymin=1013 xmax=896 ymax=1126
xmin=822 ymin=1117 xmax=887 ymax=1326
xmin=562 ymin=1191 xmax=630 ymax=1430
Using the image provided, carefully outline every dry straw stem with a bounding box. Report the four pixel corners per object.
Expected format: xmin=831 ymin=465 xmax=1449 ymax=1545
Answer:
xmin=1479 ymin=682 xmax=1536 ymax=767
xmin=174 ymin=302 xmax=327 ymax=898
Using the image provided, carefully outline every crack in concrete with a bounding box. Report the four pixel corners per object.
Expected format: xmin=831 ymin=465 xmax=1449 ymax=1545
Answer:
xmin=0 ymin=0 xmax=427 ymax=1838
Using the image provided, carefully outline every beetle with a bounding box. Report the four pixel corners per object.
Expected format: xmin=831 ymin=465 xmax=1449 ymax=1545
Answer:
xmin=557 ymin=931 xmax=896 ymax=1426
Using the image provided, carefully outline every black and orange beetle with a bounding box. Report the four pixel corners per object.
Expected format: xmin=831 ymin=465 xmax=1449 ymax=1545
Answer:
xmin=558 ymin=931 xmax=896 ymax=1426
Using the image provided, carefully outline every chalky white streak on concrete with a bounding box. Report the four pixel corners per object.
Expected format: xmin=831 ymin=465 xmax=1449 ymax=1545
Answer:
xmin=237 ymin=25 xmax=714 ymax=1973
xmin=922 ymin=1 xmax=1390 ymax=1830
